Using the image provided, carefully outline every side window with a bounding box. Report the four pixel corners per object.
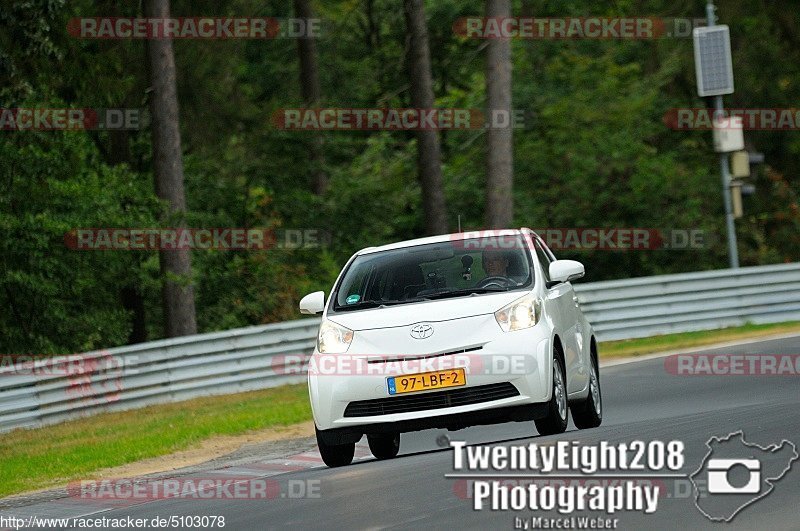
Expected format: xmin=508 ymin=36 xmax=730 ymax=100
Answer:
xmin=533 ymin=240 xmax=551 ymax=284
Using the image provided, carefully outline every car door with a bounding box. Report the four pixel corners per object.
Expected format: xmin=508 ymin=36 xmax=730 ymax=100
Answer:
xmin=533 ymin=237 xmax=589 ymax=395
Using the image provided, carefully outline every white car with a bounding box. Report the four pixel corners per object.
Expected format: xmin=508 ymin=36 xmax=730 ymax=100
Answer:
xmin=298 ymin=228 xmax=602 ymax=467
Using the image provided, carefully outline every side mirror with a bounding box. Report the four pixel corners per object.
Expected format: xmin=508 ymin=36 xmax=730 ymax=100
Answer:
xmin=548 ymin=260 xmax=585 ymax=285
xmin=299 ymin=291 xmax=325 ymax=315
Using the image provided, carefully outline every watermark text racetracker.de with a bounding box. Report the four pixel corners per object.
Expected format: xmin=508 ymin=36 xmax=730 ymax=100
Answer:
xmin=446 ymin=439 xmax=685 ymax=523
xmin=0 ymin=108 xmax=141 ymax=131
xmin=450 ymin=228 xmax=710 ymax=251
xmin=664 ymin=108 xmax=800 ymax=130
xmin=68 ymin=477 xmax=321 ymax=504
xmin=0 ymin=352 xmax=130 ymax=378
xmin=665 ymin=354 xmax=800 ymax=376
xmin=0 ymin=352 xmax=131 ymax=404
xmin=274 ymin=352 xmax=539 ymax=377
xmin=271 ymin=108 xmax=526 ymax=131
xmin=64 ymin=228 xmax=330 ymax=251
xmin=453 ymin=17 xmax=707 ymax=39
xmin=67 ymin=17 xmax=323 ymax=39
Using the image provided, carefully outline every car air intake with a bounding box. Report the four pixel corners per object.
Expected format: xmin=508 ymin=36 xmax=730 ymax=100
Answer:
xmin=343 ymin=382 xmax=520 ymax=417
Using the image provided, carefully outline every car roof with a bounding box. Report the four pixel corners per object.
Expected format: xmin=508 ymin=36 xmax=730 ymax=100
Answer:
xmin=357 ymin=228 xmax=528 ymax=255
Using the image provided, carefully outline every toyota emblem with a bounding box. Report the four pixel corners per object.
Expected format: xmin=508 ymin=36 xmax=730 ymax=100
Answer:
xmin=410 ymin=323 xmax=434 ymax=340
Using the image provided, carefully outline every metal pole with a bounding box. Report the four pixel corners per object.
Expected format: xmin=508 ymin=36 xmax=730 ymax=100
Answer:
xmin=707 ymin=1 xmax=739 ymax=268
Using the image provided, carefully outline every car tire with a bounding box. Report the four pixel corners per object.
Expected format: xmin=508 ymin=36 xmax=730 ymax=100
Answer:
xmin=316 ymin=428 xmax=355 ymax=467
xmin=571 ymin=356 xmax=602 ymax=429
xmin=367 ymin=433 xmax=400 ymax=460
xmin=535 ymin=355 xmax=569 ymax=436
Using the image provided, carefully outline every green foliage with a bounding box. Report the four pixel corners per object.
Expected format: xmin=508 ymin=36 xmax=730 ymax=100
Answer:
xmin=0 ymin=0 xmax=65 ymax=102
xmin=1 ymin=0 xmax=799 ymax=353
xmin=0 ymin=121 xmax=158 ymax=353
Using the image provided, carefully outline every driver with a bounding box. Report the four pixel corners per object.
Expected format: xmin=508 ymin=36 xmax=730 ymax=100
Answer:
xmin=482 ymin=249 xmax=510 ymax=277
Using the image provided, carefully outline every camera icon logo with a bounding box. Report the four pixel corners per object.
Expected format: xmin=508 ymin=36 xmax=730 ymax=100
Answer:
xmin=690 ymin=431 xmax=797 ymax=522
xmin=706 ymin=458 xmax=760 ymax=494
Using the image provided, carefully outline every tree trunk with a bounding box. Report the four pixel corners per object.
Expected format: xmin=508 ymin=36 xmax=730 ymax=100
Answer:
xmin=145 ymin=0 xmax=197 ymax=337
xmin=404 ymin=0 xmax=449 ymax=235
xmin=294 ymin=0 xmax=327 ymax=195
xmin=121 ymin=286 xmax=147 ymax=344
xmin=108 ymin=129 xmax=149 ymax=343
xmin=485 ymin=0 xmax=514 ymax=228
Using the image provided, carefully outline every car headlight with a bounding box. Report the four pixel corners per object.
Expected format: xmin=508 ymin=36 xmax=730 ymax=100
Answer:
xmin=495 ymin=294 xmax=541 ymax=332
xmin=318 ymin=319 xmax=354 ymax=353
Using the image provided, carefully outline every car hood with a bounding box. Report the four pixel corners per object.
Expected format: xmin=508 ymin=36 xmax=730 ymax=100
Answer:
xmin=326 ymin=290 xmax=527 ymax=331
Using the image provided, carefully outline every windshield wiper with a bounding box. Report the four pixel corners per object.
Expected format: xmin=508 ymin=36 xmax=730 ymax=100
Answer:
xmin=424 ymin=287 xmax=509 ymax=300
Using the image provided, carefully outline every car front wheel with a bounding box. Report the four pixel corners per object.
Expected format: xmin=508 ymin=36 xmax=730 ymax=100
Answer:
xmin=316 ymin=428 xmax=355 ymax=467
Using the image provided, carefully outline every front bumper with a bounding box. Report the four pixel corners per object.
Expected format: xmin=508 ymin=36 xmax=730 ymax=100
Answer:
xmin=309 ymin=313 xmax=553 ymax=431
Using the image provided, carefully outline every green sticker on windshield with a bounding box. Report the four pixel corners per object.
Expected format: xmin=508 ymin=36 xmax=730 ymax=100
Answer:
xmin=346 ymin=294 xmax=360 ymax=304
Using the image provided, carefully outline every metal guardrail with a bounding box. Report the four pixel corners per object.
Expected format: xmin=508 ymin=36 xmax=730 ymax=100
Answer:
xmin=574 ymin=262 xmax=800 ymax=341
xmin=2 ymin=263 xmax=799 ymax=433
xmin=0 ymin=319 xmax=318 ymax=433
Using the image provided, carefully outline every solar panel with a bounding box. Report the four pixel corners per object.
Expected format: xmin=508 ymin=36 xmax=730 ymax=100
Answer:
xmin=693 ymin=25 xmax=735 ymax=96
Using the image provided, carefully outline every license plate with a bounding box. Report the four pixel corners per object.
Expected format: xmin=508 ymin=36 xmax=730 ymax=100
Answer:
xmin=387 ymin=368 xmax=466 ymax=395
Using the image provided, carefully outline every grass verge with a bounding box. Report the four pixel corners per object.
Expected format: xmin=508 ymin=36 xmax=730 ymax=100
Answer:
xmin=2 ymin=321 xmax=799 ymax=497
xmin=0 ymin=384 xmax=311 ymax=498
xmin=599 ymin=321 xmax=800 ymax=359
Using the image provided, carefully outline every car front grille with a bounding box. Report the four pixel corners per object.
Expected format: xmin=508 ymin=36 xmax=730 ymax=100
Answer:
xmin=343 ymin=382 xmax=520 ymax=418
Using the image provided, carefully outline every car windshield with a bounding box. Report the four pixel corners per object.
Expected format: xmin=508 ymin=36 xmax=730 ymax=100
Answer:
xmin=331 ymin=236 xmax=533 ymax=312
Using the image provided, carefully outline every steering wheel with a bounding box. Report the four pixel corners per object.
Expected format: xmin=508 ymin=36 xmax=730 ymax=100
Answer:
xmin=476 ymin=276 xmax=511 ymax=289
